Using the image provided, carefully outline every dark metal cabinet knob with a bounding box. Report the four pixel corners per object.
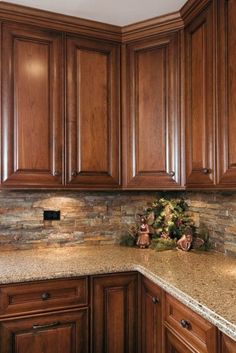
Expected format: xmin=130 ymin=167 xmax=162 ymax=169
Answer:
xmin=180 ymin=319 xmax=191 ymax=329
xmin=71 ymin=170 xmax=78 ymax=177
xmin=152 ymin=297 xmax=159 ymax=304
xmin=169 ymin=171 xmax=175 ymax=177
xmin=41 ymin=292 xmax=50 ymax=301
xmin=202 ymin=168 xmax=211 ymax=175
xmin=53 ymin=171 xmax=61 ymax=177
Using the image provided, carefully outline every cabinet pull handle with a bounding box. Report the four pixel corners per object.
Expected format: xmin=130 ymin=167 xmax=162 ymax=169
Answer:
xmin=152 ymin=297 xmax=159 ymax=304
xmin=53 ymin=171 xmax=61 ymax=177
xmin=41 ymin=292 xmax=50 ymax=301
xmin=180 ymin=319 xmax=191 ymax=329
xmin=71 ymin=170 xmax=78 ymax=177
xmin=169 ymin=171 xmax=175 ymax=177
xmin=202 ymin=168 xmax=211 ymax=175
xmin=32 ymin=321 xmax=59 ymax=330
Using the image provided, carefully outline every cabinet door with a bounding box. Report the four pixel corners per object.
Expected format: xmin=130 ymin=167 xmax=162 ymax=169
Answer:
xmin=66 ymin=36 xmax=120 ymax=188
xmin=0 ymin=309 xmax=88 ymax=353
xmin=1 ymin=23 xmax=63 ymax=187
xmin=141 ymin=277 xmax=162 ymax=353
xmin=165 ymin=327 xmax=196 ymax=353
xmin=217 ymin=0 xmax=236 ymax=186
xmin=91 ymin=272 xmax=137 ymax=353
xmin=123 ymin=32 xmax=182 ymax=189
xmin=185 ymin=2 xmax=216 ymax=187
xmin=221 ymin=333 xmax=236 ymax=353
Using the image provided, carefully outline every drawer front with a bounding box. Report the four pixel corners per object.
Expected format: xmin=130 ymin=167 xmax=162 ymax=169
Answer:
xmin=0 ymin=277 xmax=88 ymax=317
xmin=164 ymin=293 xmax=217 ymax=353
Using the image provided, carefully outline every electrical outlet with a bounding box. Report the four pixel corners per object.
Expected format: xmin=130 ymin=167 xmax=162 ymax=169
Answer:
xmin=43 ymin=210 xmax=60 ymax=221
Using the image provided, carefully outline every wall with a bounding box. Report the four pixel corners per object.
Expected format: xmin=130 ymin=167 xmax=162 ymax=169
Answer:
xmin=0 ymin=190 xmax=235 ymax=254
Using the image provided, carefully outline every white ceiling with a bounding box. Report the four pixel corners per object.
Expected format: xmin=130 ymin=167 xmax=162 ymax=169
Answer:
xmin=2 ymin=0 xmax=187 ymax=26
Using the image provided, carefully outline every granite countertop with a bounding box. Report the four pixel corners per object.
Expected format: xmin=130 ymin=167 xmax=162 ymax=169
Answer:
xmin=0 ymin=245 xmax=235 ymax=340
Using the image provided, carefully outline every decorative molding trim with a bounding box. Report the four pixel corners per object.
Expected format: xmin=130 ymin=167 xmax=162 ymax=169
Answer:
xmin=122 ymin=11 xmax=184 ymax=42
xmin=180 ymin=0 xmax=212 ymax=25
xmin=0 ymin=1 xmax=122 ymax=42
xmin=0 ymin=1 xmax=213 ymax=44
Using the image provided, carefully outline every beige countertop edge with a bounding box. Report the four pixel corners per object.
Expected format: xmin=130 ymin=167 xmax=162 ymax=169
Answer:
xmin=0 ymin=262 xmax=235 ymax=341
xmin=0 ymin=246 xmax=235 ymax=342
xmin=135 ymin=265 xmax=236 ymax=342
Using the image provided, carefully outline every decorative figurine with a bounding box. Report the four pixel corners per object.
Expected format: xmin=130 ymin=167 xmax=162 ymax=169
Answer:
xmin=176 ymin=227 xmax=193 ymax=252
xmin=136 ymin=216 xmax=150 ymax=249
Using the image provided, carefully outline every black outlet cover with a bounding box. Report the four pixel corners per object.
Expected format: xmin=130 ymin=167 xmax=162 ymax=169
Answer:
xmin=44 ymin=210 xmax=60 ymax=221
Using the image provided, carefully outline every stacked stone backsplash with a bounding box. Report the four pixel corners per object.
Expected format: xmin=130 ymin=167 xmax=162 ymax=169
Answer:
xmin=0 ymin=190 xmax=156 ymax=250
xmin=0 ymin=190 xmax=236 ymax=254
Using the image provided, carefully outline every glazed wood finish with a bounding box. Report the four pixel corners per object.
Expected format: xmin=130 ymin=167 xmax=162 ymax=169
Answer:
xmin=217 ymin=0 xmax=236 ymax=187
xmin=0 ymin=277 xmax=88 ymax=317
xmin=221 ymin=333 xmax=236 ymax=353
xmin=140 ymin=276 xmax=162 ymax=353
xmin=0 ymin=309 xmax=88 ymax=353
xmin=91 ymin=273 xmax=138 ymax=353
xmin=123 ymin=32 xmax=182 ymax=189
xmin=185 ymin=2 xmax=216 ymax=187
xmin=165 ymin=293 xmax=217 ymax=353
xmin=66 ymin=36 xmax=120 ymax=188
xmin=164 ymin=327 xmax=195 ymax=353
xmin=1 ymin=23 xmax=63 ymax=187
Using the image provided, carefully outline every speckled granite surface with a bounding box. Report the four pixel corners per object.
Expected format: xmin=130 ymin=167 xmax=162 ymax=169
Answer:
xmin=0 ymin=246 xmax=235 ymax=340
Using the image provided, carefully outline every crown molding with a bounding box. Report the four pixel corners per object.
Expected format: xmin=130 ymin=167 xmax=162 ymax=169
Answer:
xmin=180 ymin=0 xmax=211 ymax=25
xmin=0 ymin=1 xmax=212 ymax=44
xmin=122 ymin=11 xmax=184 ymax=43
xmin=0 ymin=1 xmax=122 ymax=42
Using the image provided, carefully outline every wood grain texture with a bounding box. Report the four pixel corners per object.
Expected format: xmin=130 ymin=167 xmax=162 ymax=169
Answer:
xmin=185 ymin=2 xmax=216 ymax=187
xmin=0 ymin=277 xmax=88 ymax=317
xmin=0 ymin=309 xmax=88 ymax=353
xmin=164 ymin=327 xmax=195 ymax=353
xmin=140 ymin=276 xmax=162 ymax=353
xmin=220 ymin=333 xmax=236 ymax=353
xmin=0 ymin=1 xmax=121 ymax=42
xmin=1 ymin=22 xmax=63 ymax=187
xmin=91 ymin=272 xmax=138 ymax=353
xmin=164 ymin=293 xmax=217 ymax=353
xmin=217 ymin=0 xmax=236 ymax=187
xmin=123 ymin=32 xmax=182 ymax=189
xmin=66 ymin=36 xmax=120 ymax=188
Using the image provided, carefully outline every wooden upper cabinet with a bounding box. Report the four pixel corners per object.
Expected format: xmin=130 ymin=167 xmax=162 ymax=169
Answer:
xmin=123 ymin=32 xmax=182 ymax=189
xmin=217 ymin=0 xmax=236 ymax=187
xmin=185 ymin=2 xmax=216 ymax=188
xmin=1 ymin=23 xmax=63 ymax=187
xmin=66 ymin=36 xmax=120 ymax=188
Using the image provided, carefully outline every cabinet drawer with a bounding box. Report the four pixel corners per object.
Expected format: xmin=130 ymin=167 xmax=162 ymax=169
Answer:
xmin=164 ymin=293 xmax=217 ymax=353
xmin=0 ymin=277 xmax=88 ymax=317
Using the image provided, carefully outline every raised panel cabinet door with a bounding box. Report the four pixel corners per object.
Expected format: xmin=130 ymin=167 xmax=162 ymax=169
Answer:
xmin=66 ymin=36 xmax=120 ymax=188
xmin=1 ymin=23 xmax=63 ymax=187
xmin=164 ymin=327 xmax=196 ymax=353
xmin=185 ymin=2 xmax=216 ymax=188
xmin=0 ymin=309 xmax=88 ymax=353
xmin=221 ymin=333 xmax=236 ymax=353
xmin=91 ymin=272 xmax=138 ymax=353
xmin=123 ymin=32 xmax=182 ymax=189
xmin=217 ymin=0 xmax=236 ymax=186
xmin=141 ymin=276 xmax=162 ymax=353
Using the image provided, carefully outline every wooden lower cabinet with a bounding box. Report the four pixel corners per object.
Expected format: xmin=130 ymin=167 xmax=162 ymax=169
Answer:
xmin=140 ymin=276 xmax=162 ymax=353
xmin=0 ymin=309 xmax=88 ymax=353
xmin=91 ymin=272 xmax=138 ymax=353
xmin=221 ymin=333 xmax=236 ymax=353
xmin=165 ymin=327 xmax=196 ymax=353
